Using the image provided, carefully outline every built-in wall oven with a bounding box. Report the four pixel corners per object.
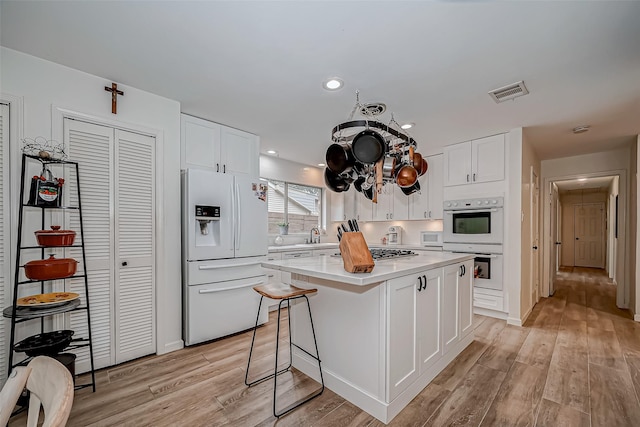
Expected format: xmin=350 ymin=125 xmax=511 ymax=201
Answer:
xmin=443 ymin=242 xmax=503 ymax=291
xmin=443 ymin=197 xmax=503 ymax=245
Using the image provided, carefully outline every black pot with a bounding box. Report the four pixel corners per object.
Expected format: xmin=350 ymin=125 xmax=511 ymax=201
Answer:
xmin=324 ymin=168 xmax=350 ymax=193
xmin=14 ymin=330 xmax=74 ymax=357
xmin=352 ymin=130 xmax=386 ymax=164
xmin=326 ymin=143 xmax=355 ymax=174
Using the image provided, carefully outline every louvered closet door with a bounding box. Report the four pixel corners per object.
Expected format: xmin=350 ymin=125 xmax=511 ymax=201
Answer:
xmin=64 ymin=119 xmax=115 ymax=371
xmin=114 ymin=130 xmax=155 ymax=363
xmin=0 ymin=103 xmax=10 ymax=381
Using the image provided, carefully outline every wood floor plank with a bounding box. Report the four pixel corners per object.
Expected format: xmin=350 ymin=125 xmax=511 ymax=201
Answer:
xmin=476 ymin=325 xmax=530 ymax=372
xmin=535 ymin=398 xmax=590 ymax=427
xmin=543 ymin=357 xmax=590 ymax=414
xmin=613 ymin=318 xmax=640 ymax=353
xmin=432 ymin=340 xmax=488 ymax=390
xmin=424 ymin=364 xmax=506 ymax=427
xmin=587 ymin=325 xmax=626 ymax=371
xmin=480 ymin=362 xmax=547 ymax=427
xmin=589 ymin=363 xmax=640 ymax=427
xmin=473 ymin=316 xmax=507 ymax=345
xmin=368 ymin=382 xmax=450 ymax=427
xmin=556 ymin=318 xmax=587 ymax=350
xmin=515 ymin=329 xmax=557 ymax=369
xmin=254 ymin=388 xmax=344 ymax=427
xmin=313 ymin=401 xmax=375 ymax=427
xmin=623 ymin=350 xmax=640 ymax=406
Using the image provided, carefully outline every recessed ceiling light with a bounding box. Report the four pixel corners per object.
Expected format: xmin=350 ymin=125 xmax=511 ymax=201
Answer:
xmin=401 ymin=123 xmax=414 ymax=130
xmin=572 ymin=125 xmax=590 ymax=134
xmin=323 ymin=77 xmax=344 ymax=91
xmin=318 ymin=163 xmax=326 ymax=167
xmin=578 ymin=178 xmax=587 ymax=182
xmin=266 ymin=150 xmax=277 ymax=155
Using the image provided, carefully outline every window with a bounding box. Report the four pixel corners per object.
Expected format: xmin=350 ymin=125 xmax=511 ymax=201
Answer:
xmin=264 ymin=178 xmax=322 ymax=234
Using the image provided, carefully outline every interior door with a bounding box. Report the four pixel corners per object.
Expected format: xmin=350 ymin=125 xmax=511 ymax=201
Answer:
xmin=114 ymin=130 xmax=156 ymax=363
xmin=549 ymin=183 xmax=559 ymax=295
xmin=0 ymin=103 xmax=9 ymax=380
xmin=574 ymin=203 xmax=605 ymax=268
xmin=530 ymin=169 xmax=539 ymax=303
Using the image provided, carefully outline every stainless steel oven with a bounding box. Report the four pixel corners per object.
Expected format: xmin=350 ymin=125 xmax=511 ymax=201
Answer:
xmin=443 ymin=242 xmax=503 ymax=291
xmin=443 ymin=197 xmax=503 ymax=245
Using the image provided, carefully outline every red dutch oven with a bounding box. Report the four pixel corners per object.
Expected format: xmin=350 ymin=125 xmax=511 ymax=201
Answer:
xmin=24 ymin=255 xmax=78 ymax=281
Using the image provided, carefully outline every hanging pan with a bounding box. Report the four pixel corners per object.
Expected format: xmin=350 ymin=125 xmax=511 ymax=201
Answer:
xmin=324 ymin=167 xmax=351 ymax=193
xmin=325 ymin=143 xmax=355 ymax=174
xmin=351 ymin=130 xmax=386 ymax=164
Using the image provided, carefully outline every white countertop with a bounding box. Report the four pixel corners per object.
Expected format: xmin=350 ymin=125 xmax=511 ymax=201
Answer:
xmin=267 ymin=243 xmax=442 ymax=253
xmin=262 ymin=251 xmax=473 ymax=286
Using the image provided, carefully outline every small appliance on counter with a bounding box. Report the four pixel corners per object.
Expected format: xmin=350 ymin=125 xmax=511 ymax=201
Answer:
xmin=387 ymin=226 xmax=402 ymax=245
xmin=420 ymin=231 xmax=443 ymax=247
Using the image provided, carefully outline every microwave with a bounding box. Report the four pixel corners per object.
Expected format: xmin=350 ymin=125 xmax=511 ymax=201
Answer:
xmin=420 ymin=231 xmax=443 ymax=247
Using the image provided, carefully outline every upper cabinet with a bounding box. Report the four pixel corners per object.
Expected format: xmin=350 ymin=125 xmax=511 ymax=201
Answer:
xmin=443 ymin=134 xmax=504 ymax=187
xmin=181 ymin=114 xmax=259 ymax=176
xmin=409 ymin=154 xmax=443 ymax=220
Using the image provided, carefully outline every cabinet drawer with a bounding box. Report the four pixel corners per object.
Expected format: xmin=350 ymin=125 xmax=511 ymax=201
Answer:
xmin=473 ymin=292 xmax=504 ymax=311
xmin=187 ymin=258 xmax=265 ymax=286
xmin=282 ymin=251 xmax=313 ymax=259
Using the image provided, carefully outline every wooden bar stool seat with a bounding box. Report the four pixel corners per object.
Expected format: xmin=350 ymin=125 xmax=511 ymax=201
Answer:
xmin=245 ymin=282 xmax=324 ymax=418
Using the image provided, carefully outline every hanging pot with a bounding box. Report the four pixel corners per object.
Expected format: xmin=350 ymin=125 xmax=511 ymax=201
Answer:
xmin=325 ymin=143 xmax=355 ymax=174
xmin=419 ymin=158 xmax=429 ymax=176
xmin=381 ymin=156 xmax=397 ymax=179
xmin=400 ymin=180 xmax=421 ymax=196
xmin=324 ymin=167 xmax=350 ymax=193
xmin=412 ymin=152 xmax=423 ymax=170
xmin=351 ymin=130 xmax=386 ymax=164
xmin=396 ymin=164 xmax=419 ymax=188
xmin=353 ymin=176 xmax=365 ymax=193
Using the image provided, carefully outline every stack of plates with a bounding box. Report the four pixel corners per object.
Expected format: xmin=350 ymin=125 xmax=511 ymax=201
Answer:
xmin=3 ymin=292 xmax=80 ymax=318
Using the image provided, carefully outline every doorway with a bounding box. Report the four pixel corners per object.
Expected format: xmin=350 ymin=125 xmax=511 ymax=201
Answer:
xmin=545 ymin=174 xmax=623 ymax=306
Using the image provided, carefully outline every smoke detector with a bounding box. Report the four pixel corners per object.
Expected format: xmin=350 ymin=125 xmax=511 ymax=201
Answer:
xmin=572 ymin=125 xmax=590 ymax=134
xmin=488 ymin=81 xmax=529 ymax=103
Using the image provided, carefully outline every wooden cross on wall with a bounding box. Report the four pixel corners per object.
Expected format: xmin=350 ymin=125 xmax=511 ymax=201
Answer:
xmin=104 ymin=83 xmax=124 ymax=114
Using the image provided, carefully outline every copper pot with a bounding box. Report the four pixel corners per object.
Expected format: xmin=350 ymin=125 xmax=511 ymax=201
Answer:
xmin=419 ymin=158 xmax=429 ymax=176
xmin=413 ymin=152 xmax=423 ymax=170
xmin=24 ymin=255 xmax=78 ymax=281
xmin=35 ymin=225 xmax=76 ymax=247
xmin=396 ymin=165 xmax=418 ymax=188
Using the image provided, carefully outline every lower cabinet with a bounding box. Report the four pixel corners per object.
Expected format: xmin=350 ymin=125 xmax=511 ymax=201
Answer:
xmin=387 ymin=259 xmax=473 ymax=401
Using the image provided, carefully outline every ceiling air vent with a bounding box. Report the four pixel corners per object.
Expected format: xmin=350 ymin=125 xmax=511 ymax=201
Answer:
xmin=488 ymin=81 xmax=529 ymax=103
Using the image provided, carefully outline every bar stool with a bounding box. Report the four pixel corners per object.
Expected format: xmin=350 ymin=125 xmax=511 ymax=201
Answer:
xmin=244 ymin=282 xmax=324 ymax=418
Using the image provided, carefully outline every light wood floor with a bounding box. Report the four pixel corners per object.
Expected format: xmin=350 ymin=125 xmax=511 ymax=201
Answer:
xmin=11 ymin=267 xmax=640 ymax=426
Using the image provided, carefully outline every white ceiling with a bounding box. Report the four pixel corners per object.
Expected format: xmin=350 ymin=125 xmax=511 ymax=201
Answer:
xmin=555 ymin=176 xmax=614 ymax=192
xmin=1 ymin=1 xmax=639 ymax=167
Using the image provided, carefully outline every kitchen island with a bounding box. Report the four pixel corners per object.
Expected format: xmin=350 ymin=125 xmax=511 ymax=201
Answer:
xmin=262 ymin=251 xmax=475 ymax=424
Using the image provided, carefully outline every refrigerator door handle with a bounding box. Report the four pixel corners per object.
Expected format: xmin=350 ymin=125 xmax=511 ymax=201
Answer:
xmin=230 ymin=184 xmax=236 ymax=251
xmin=235 ymin=182 xmax=241 ymax=251
xmin=198 ymin=261 xmax=263 ymax=270
xmin=198 ymin=280 xmax=265 ymax=294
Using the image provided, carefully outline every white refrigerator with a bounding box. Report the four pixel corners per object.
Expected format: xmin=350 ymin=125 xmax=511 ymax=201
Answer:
xmin=182 ymin=168 xmax=269 ymax=345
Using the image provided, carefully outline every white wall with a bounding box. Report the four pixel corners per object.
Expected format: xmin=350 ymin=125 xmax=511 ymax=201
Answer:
xmin=632 ymin=137 xmax=638 ymax=320
xmin=505 ymin=128 xmax=523 ymax=325
xmin=260 ymin=155 xmax=324 ymax=187
xmin=1 ymin=47 xmax=184 ymax=354
xmin=541 ymin=146 xmax=632 ymax=310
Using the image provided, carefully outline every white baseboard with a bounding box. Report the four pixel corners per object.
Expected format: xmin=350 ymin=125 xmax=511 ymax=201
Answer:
xmin=635 ymin=314 xmax=640 ymax=322
xmin=160 ymin=340 xmax=184 ymax=355
xmin=508 ymin=305 xmax=533 ymax=327
xmin=474 ymin=307 xmax=508 ymax=320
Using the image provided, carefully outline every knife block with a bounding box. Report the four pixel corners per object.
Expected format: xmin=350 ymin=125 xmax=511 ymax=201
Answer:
xmin=339 ymin=232 xmax=375 ymax=273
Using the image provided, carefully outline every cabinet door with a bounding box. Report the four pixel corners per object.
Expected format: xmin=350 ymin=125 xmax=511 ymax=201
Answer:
xmin=459 ymin=260 xmax=474 ymax=338
xmin=355 ymin=192 xmax=373 ymax=222
xmin=265 ymin=253 xmax=282 ymax=286
xmin=373 ymin=186 xmax=393 ymax=221
xmin=417 ymin=269 xmax=442 ymax=372
xmin=443 ymin=141 xmax=472 ymax=187
xmin=409 ymin=170 xmax=429 ymax=220
xmin=0 ymin=104 xmax=9 ymax=377
xmin=329 ymin=190 xmax=345 ymax=222
xmin=220 ymin=126 xmax=259 ymax=176
xmin=392 ymin=185 xmax=409 ymax=221
xmin=442 ymin=263 xmax=461 ymax=355
xmin=387 ymin=273 xmax=419 ymax=402
xmin=472 ymin=134 xmax=504 ymax=183
xmin=344 ymin=188 xmax=356 ymax=220
xmin=426 ymin=154 xmax=444 ymax=219
xmin=181 ymin=114 xmax=221 ymax=171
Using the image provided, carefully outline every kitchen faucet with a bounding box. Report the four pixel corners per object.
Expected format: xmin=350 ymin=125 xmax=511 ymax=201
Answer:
xmin=309 ymin=227 xmax=320 ymax=244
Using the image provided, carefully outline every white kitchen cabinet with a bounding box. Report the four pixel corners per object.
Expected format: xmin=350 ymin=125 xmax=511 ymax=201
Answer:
xmin=372 ymin=185 xmax=409 ymax=221
xmin=442 ymin=260 xmax=474 ymax=354
xmin=330 ymin=188 xmax=355 ymax=222
xmin=265 ymin=252 xmax=282 ymax=286
xmin=409 ymin=154 xmax=443 ymax=220
xmin=181 ymin=114 xmax=259 ymax=176
xmin=443 ymin=134 xmax=504 ymax=187
xmin=387 ymin=272 xmax=419 ymax=401
xmin=355 ymin=191 xmax=373 ymax=222
xmin=417 ymin=269 xmax=442 ymax=372
xmin=313 ymin=248 xmax=338 ymax=257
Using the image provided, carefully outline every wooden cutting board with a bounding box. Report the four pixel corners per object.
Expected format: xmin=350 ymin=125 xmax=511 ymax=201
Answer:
xmin=339 ymin=232 xmax=374 ymax=273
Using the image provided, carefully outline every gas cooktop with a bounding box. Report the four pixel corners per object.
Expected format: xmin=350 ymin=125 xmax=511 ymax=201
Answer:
xmin=369 ymin=248 xmax=418 ymax=260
